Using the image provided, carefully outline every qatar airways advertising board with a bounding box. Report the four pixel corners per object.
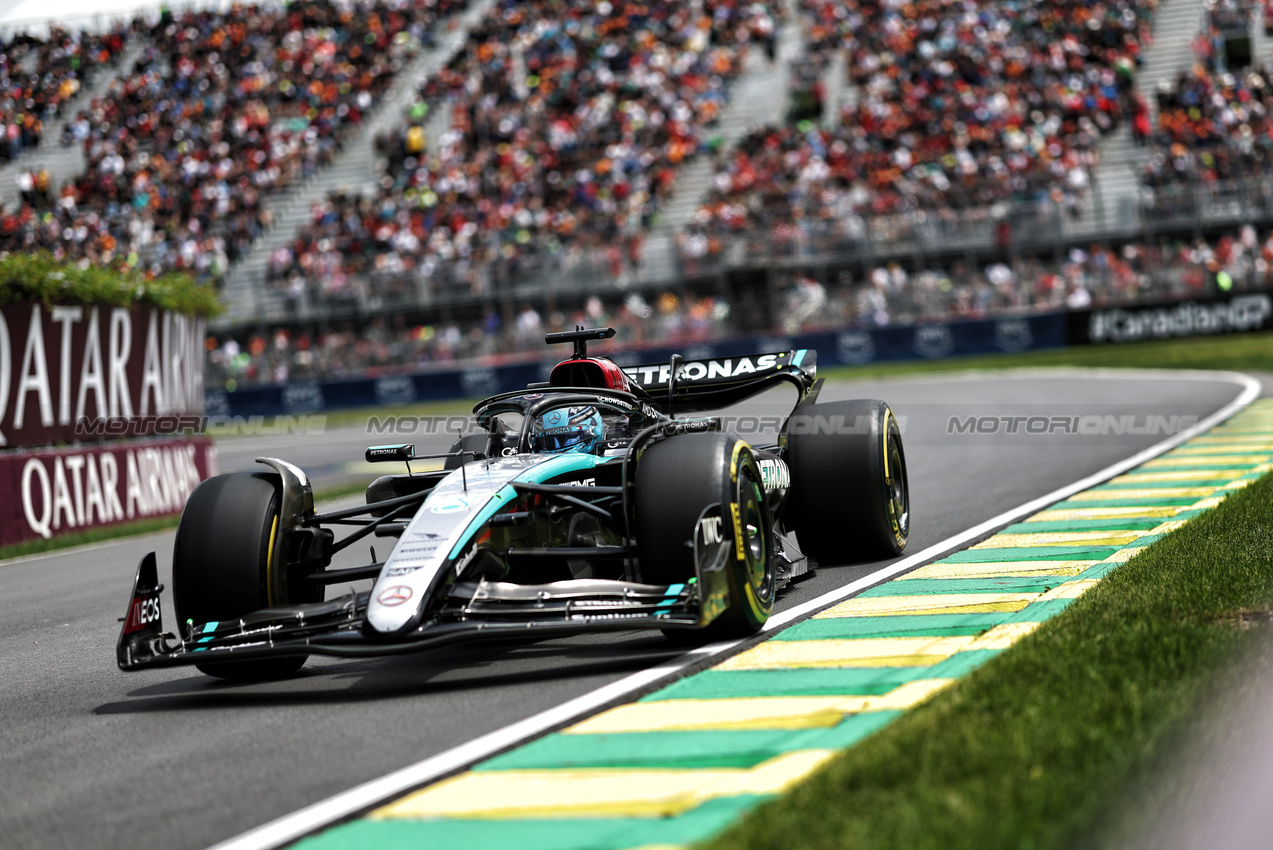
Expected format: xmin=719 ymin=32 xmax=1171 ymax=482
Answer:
xmin=0 ymin=302 xmax=204 ymax=447
xmin=0 ymin=302 xmax=213 ymax=544
xmin=0 ymin=437 xmax=218 ymax=546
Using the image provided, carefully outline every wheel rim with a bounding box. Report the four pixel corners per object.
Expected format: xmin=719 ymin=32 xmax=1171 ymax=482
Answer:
xmin=885 ymin=420 xmax=909 ymax=539
xmin=739 ymin=469 xmax=774 ymax=602
xmin=265 ymin=514 xmax=280 ymax=606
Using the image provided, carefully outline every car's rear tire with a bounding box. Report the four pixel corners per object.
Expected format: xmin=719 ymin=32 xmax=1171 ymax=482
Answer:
xmin=785 ymin=399 xmax=909 ymax=564
xmin=173 ymin=472 xmax=318 ymax=680
xmin=635 ymin=433 xmax=776 ymax=640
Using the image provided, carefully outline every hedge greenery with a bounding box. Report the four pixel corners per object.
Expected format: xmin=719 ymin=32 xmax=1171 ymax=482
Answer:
xmin=0 ymin=252 xmax=221 ymax=318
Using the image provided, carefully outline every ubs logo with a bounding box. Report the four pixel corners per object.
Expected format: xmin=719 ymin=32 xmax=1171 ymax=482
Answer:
xmin=204 ymin=389 xmax=231 ymax=416
xmin=460 ymin=368 xmax=500 ymax=397
xmin=995 ymin=319 xmax=1032 ymax=352
xmin=755 ymin=337 xmax=792 ymax=353
xmin=836 ymin=331 xmax=875 ymax=365
xmin=376 ymin=375 xmax=417 ymax=405
xmin=914 ymin=326 xmax=954 ymax=358
xmin=282 ymin=382 xmax=325 ymax=413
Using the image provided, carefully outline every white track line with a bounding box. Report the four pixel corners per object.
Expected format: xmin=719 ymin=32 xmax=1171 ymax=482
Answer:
xmin=208 ymin=370 xmax=1261 ymax=850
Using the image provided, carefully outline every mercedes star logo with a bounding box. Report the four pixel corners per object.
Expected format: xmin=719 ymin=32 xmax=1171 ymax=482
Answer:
xmin=377 ymin=585 xmax=413 ymax=606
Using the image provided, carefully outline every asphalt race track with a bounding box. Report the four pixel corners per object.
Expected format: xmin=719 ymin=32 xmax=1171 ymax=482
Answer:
xmin=0 ymin=370 xmax=1247 ymax=850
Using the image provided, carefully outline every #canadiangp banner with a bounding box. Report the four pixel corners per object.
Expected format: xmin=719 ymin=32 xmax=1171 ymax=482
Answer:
xmin=0 ymin=437 xmax=218 ymax=546
xmin=1066 ymin=291 xmax=1273 ymax=344
xmin=0 ymin=301 xmax=205 ymax=447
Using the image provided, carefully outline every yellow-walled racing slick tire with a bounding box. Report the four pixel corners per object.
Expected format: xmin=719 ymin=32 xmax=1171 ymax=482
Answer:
xmin=172 ymin=472 xmax=321 ymax=680
xmin=786 ymin=399 xmax=909 ymax=564
xmin=635 ymin=432 xmax=776 ymax=640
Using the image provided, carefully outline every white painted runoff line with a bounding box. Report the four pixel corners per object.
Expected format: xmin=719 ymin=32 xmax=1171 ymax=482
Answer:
xmin=207 ymin=370 xmax=1260 ymax=850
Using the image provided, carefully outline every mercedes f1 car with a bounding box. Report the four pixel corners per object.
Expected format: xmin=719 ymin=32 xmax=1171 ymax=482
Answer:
xmin=117 ymin=327 xmax=910 ymax=679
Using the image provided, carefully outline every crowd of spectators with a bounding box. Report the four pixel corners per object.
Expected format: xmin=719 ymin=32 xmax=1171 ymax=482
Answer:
xmin=0 ymin=24 xmax=131 ymax=164
xmin=213 ymin=225 xmax=1268 ymax=387
xmin=1142 ymin=61 xmax=1273 ymax=193
xmin=207 ymin=289 xmax=734 ymax=386
xmin=0 ymin=0 xmax=464 ymax=283
xmin=679 ymin=0 xmax=1156 ymax=255
xmin=263 ymin=185 xmax=652 ymax=312
xmin=805 ymin=225 xmax=1271 ymax=330
xmin=4 ymin=0 xmax=1272 ymax=395
xmin=262 ymin=0 xmax=779 ymax=307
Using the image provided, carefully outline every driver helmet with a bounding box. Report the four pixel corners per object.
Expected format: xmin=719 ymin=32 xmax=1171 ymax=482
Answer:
xmin=533 ymin=406 xmax=605 ymax=454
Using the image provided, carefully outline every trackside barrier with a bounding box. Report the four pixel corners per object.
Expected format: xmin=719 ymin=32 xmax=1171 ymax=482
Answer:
xmin=207 ymin=313 xmax=1069 ymax=417
xmin=205 ymin=289 xmax=1273 ymax=417
xmin=1065 ymin=290 xmax=1273 ymax=344
xmin=0 ymin=300 xmax=214 ymax=547
xmin=0 ymin=437 xmax=218 ymax=547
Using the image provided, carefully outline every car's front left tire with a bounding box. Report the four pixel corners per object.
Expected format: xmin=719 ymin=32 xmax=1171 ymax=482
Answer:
xmin=173 ymin=472 xmax=319 ymax=680
xmin=634 ymin=432 xmax=776 ymax=641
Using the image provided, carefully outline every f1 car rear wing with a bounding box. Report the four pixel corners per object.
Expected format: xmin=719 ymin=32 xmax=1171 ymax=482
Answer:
xmin=624 ymin=349 xmax=817 ymax=413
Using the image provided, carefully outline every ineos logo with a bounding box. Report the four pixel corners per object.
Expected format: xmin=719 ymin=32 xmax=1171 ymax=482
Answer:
xmin=377 ymin=585 xmax=413 ymax=606
xmin=127 ymin=596 xmax=162 ymax=632
xmin=137 ymin=597 xmax=160 ymax=624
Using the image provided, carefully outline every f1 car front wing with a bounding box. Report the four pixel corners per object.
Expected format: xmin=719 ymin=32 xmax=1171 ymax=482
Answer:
xmin=116 ymin=552 xmax=707 ymax=671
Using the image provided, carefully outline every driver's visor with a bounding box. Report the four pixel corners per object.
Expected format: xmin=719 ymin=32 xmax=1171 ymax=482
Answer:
xmin=536 ymin=430 xmax=587 ymax=452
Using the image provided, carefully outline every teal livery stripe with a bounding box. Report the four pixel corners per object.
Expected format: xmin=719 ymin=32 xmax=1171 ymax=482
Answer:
xmin=449 ymin=453 xmax=608 ymax=558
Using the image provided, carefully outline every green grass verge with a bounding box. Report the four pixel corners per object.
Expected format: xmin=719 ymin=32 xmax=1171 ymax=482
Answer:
xmin=701 ymin=471 xmax=1273 ymax=850
xmin=819 ymin=329 xmax=1273 ymax=382
xmin=0 ymin=482 xmax=369 ymax=562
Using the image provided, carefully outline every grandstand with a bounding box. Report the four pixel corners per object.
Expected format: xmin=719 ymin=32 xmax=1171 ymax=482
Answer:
xmin=1 ymin=0 xmax=1271 ymax=386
